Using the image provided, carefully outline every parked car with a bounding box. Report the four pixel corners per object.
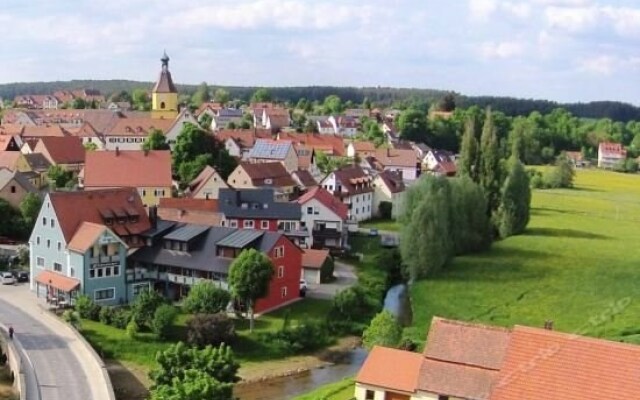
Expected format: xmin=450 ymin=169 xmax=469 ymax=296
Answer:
xmin=0 ymin=272 xmax=15 ymax=285
xmin=368 ymin=228 xmax=379 ymax=237
xmin=13 ymin=271 xmax=28 ymax=283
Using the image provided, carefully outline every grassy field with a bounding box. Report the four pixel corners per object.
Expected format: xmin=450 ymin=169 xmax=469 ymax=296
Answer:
xmin=360 ymin=218 xmax=400 ymax=232
xmin=293 ymin=378 xmax=355 ymax=400
xmin=81 ymin=298 xmax=334 ymax=370
xmin=407 ymin=169 xmax=640 ymax=344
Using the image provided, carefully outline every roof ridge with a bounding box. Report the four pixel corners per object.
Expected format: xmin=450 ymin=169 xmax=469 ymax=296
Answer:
xmin=423 ymin=355 xmax=503 ymax=372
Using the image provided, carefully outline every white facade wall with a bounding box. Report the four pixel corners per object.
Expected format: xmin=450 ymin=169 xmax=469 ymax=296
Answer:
xmin=104 ymin=136 xmax=145 ymax=151
xmin=345 ymin=192 xmax=373 ymax=222
xmin=384 ymin=166 xmax=417 ymax=181
xmin=224 ymin=138 xmax=242 ymax=158
xmin=300 ymin=197 xmax=344 ymax=247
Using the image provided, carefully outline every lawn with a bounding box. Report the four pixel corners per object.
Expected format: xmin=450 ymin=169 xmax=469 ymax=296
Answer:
xmin=360 ymin=218 xmax=400 ymax=232
xmin=294 ymin=377 xmax=355 ymax=400
xmin=406 ymin=169 xmax=640 ymax=344
xmin=81 ymin=298 xmax=334 ymax=370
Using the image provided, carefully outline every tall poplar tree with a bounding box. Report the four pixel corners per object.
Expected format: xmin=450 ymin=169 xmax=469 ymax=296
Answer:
xmin=497 ymin=156 xmax=531 ymax=238
xmin=458 ymin=117 xmax=479 ymax=182
xmin=479 ymin=108 xmax=501 ymax=212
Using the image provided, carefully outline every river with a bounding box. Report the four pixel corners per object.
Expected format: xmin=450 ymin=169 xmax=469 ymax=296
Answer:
xmin=235 ymin=283 xmax=411 ymax=400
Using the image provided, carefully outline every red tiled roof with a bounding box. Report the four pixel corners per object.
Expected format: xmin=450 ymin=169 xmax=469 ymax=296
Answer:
xmin=350 ymin=141 xmax=376 ymax=152
xmin=216 ymin=129 xmax=272 ymax=149
xmin=105 ymin=117 xmax=174 ymax=137
xmin=356 ymin=346 xmax=423 ymax=393
xmin=67 ymin=222 xmax=113 ymax=253
xmin=36 ymin=137 xmax=85 ymax=164
xmin=376 ymin=170 xmax=405 ymax=194
xmin=425 ymin=317 xmax=511 ymax=370
xmin=292 ymin=169 xmax=317 ymax=188
xmin=598 ymin=141 xmax=627 ymax=157
xmin=331 ymin=165 xmax=374 ymax=196
xmin=49 ymin=188 xmax=150 ymax=243
xmin=296 ymin=186 xmax=348 ymax=220
xmin=21 ymin=125 xmax=68 ymax=138
xmin=36 ymin=270 xmax=80 ymax=292
xmin=491 ymin=326 xmax=640 ymax=400
xmin=374 ymin=148 xmax=417 ymax=168
xmin=302 ymin=249 xmax=330 ymax=269
xmin=159 ymin=198 xmax=219 ymax=212
xmin=239 ymin=162 xmax=296 ymax=188
xmin=84 ymin=150 xmax=172 ymax=188
xmin=419 ymin=358 xmax=498 ymax=400
xmin=0 ymin=151 xmax=21 ymax=170
xmin=278 ymin=132 xmax=345 ymax=156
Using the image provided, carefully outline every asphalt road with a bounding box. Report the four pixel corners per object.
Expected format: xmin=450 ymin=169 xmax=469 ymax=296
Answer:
xmin=0 ymin=285 xmax=92 ymax=400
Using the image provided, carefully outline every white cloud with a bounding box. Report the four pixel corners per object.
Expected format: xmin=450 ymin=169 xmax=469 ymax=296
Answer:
xmin=469 ymin=0 xmax=499 ymax=21
xmin=579 ymin=55 xmax=615 ymax=75
xmin=480 ymin=41 xmax=524 ymax=59
xmin=602 ymin=6 xmax=640 ymax=38
xmin=502 ymin=2 xmax=532 ymax=18
xmin=165 ymin=0 xmax=370 ymax=31
xmin=545 ymin=5 xmax=599 ymax=33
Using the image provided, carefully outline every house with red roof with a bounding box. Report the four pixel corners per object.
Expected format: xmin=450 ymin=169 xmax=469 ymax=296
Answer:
xmin=157 ymin=197 xmax=223 ymax=226
xmin=598 ymin=142 xmax=626 ymax=169
xmin=296 ymin=186 xmax=348 ymax=250
xmin=227 ymin=162 xmax=298 ymax=201
xmin=423 ymin=149 xmax=457 ymax=176
xmin=82 ymin=149 xmax=172 ymax=206
xmin=356 ymin=316 xmax=640 ymax=400
xmin=29 ymin=188 xmax=150 ymax=306
xmin=301 ymin=248 xmax=332 ymax=284
xmin=33 ymin=136 xmax=86 ymax=174
xmin=373 ymin=170 xmax=406 ymax=219
xmin=320 ymin=165 xmax=374 ymax=223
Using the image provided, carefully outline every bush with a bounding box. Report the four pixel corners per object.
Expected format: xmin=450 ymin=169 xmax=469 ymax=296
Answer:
xmin=378 ymin=202 xmax=392 ymax=220
xmin=362 ymin=310 xmax=402 ymax=350
xmin=152 ymin=305 xmax=178 ymax=339
xmin=182 ymin=282 xmax=231 ymax=315
xmin=131 ymin=289 xmax=166 ymax=329
xmin=112 ymin=308 xmax=132 ymax=329
xmin=99 ymin=306 xmax=116 ymax=325
xmin=75 ymin=294 xmax=95 ymax=319
xmin=328 ymin=285 xmax=381 ymax=334
xmin=126 ymin=320 xmax=139 ymax=339
xmin=186 ymin=313 xmax=236 ymax=347
xmin=63 ymin=310 xmax=81 ymax=329
xmin=320 ymin=257 xmax=335 ymax=283
xmin=259 ymin=321 xmax=331 ymax=355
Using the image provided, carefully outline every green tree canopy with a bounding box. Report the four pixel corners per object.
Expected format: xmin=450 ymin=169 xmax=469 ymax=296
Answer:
xmin=84 ymin=142 xmax=98 ymax=151
xmin=479 ymin=108 xmax=502 ymax=213
xmin=227 ymin=248 xmax=274 ymax=332
xmin=183 ymin=281 xmax=231 ymax=315
xmin=213 ymin=89 xmax=230 ymax=105
xmin=142 ymin=129 xmax=170 ymax=151
xmin=191 ymin=82 xmax=211 ymax=107
xmin=19 ymin=193 xmax=42 ymax=228
xmin=362 ymin=310 xmax=402 ymax=350
xmin=315 ymin=152 xmax=351 ymax=176
xmin=397 ymin=109 xmax=428 ymax=142
xmin=251 ymin=88 xmax=272 ymax=103
xmin=132 ymin=88 xmax=151 ymax=111
xmin=497 ymin=157 xmax=531 ymax=238
xmin=150 ymin=369 xmax=234 ymax=400
xmin=458 ymin=117 xmax=479 ymax=181
xmin=47 ymin=165 xmax=74 ymax=189
xmin=322 ymin=95 xmax=343 ymax=114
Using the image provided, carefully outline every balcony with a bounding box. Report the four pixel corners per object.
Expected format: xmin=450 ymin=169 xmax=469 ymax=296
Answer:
xmin=91 ymin=255 xmax=120 ymax=264
xmin=312 ymin=226 xmax=342 ymax=239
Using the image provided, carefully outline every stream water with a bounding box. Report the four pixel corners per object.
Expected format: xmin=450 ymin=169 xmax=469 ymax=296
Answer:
xmin=235 ymin=283 xmax=411 ymax=400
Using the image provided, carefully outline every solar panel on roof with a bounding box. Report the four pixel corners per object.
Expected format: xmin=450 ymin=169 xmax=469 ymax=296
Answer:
xmin=216 ymin=229 xmax=264 ymax=249
xmin=164 ymin=225 xmax=210 ymax=242
xmin=249 ymin=139 xmax=291 ymax=159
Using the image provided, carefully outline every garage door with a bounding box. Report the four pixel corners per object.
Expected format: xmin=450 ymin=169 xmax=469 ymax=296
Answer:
xmin=303 ymin=268 xmax=320 ymax=284
xmin=385 ymin=392 xmax=410 ymax=400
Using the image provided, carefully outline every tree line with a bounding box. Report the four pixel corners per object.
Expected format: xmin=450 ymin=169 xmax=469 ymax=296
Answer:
xmin=2 ymin=80 xmax=640 ymax=121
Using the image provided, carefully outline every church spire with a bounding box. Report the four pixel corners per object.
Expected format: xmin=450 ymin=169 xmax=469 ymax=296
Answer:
xmin=161 ymin=51 xmax=170 ymax=69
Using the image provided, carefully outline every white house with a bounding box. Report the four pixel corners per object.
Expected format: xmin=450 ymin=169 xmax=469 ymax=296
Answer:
xmin=373 ymin=148 xmax=419 ymax=181
xmin=598 ymin=142 xmax=626 ymax=169
xmin=423 ymin=149 xmax=457 ymax=176
xmin=320 ymin=165 xmax=373 ymax=223
xmin=373 ymin=170 xmax=406 ymax=219
xmin=296 ymin=186 xmax=348 ymax=250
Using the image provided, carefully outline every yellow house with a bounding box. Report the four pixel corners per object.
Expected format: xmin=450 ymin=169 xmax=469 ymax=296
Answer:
xmin=82 ymin=149 xmax=172 ymax=207
xmin=151 ymin=52 xmax=179 ymax=120
xmin=188 ymin=165 xmax=229 ymax=200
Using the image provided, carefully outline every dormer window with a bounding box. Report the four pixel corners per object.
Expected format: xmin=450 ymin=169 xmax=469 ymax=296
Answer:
xmin=264 ymin=178 xmax=273 ymax=185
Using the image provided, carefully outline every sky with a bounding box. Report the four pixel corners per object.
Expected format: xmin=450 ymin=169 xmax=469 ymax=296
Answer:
xmin=0 ymin=0 xmax=638 ymax=104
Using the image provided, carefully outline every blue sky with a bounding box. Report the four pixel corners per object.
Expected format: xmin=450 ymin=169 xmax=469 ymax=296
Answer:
xmin=0 ymin=0 xmax=638 ymax=104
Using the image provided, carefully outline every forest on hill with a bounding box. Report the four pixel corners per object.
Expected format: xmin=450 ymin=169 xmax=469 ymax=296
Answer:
xmin=0 ymin=80 xmax=639 ymax=122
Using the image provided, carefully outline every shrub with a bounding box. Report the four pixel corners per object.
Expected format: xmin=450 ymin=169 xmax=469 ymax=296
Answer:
xmin=378 ymin=201 xmax=392 ymax=220
xmin=328 ymin=285 xmax=381 ymax=334
xmin=63 ymin=310 xmax=81 ymax=329
xmin=182 ymin=282 xmax=231 ymax=314
xmin=126 ymin=320 xmax=139 ymax=339
xmin=99 ymin=306 xmax=116 ymax=325
xmin=112 ymin=308 xmax=132 ymax=329
xmin=75 ymin=294 xmax=95 ymax=319
xmin=320 ymin=257 xmax=335 ymax=283
xmin=152 ymin=305 xmax=178 ymax=339
xmin=186 ymin=313 xmax=236 ymax=347
xmin=362 ymin=310 xmax=402 ymax=350
xmin=131 ymin=289 xmax=166 ymax=329
xmin=259 ymin=321 xmax=331 ymax=355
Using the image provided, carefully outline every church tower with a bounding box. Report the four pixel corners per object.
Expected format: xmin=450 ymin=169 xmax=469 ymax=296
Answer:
xmin=151 ymin=51 xmax=178 ymax=119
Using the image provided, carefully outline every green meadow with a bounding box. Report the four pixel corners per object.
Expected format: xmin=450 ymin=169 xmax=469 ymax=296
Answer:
xmin=407 ymin=169 xmax=640 ymax=343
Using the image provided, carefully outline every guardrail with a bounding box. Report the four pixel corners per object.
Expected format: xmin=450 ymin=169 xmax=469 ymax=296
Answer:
xmin=0 ymin=322 xmax=40 ymax=400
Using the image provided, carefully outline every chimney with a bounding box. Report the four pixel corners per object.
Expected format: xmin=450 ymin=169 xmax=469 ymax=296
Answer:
xmin=115 ymin=146 xmax=120 ymax=156
xmin=544 ymin=320 xmax=554 ymax=330
xmin=205 ymin=193 xmax=210 ymax=200
xmin=148 ymin=205 xmax=158 ymax=229
xmin=144 ymin=148 xmax=149 ymax=156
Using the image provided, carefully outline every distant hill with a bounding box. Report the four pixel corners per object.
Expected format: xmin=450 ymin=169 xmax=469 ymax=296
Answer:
xmin=1 ymin=80 xmax=639 ymax=122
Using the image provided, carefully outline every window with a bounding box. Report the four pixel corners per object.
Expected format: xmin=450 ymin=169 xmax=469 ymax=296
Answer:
xmin=307 ymin=206 xmax=313 ymax=215
xmin=94 ymin=288 xmax=115 ymax=301
xmin=57 ymin=242 xmax=62 ymax=251
xmin=278 ymin=266 xmax=284 ymax=278
xmin=42 ymin=217 xmax=47 ymax=226
xmin=229 ymin=220 xmax=238 ymax=228
xmin=274 ymin=246 xmax=285 ymax=258
xmin=53 ymin=263 xmax=62 ymax=272
xmin=261 ymin=220 xmax=269 ymax=229
xmin=36 ymin=257 xmax=44 ymax=267
xmin=70 ymin=268 xmax=75 ymax=277
xmin=10 ymin=186 xmax=15 ymax=193
xmin=36 ymin=236 xmax=40 ymax=245
xmin=243 ymin=220 xmax=255 ymax=229
xmin=50 ymin=219 xmax=55 ymax=228
xmin=46 ymin=239 xmax=51 ymax=248
xmin=281 ymin=286 xmax=287 ymax=298
xmin=438 ymin=396 xmax=449 ymax=400
xmin=160 ymin=102 xmax=166 ymax=109
xmin=365 ymin=390 xmax=375 ymax=400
